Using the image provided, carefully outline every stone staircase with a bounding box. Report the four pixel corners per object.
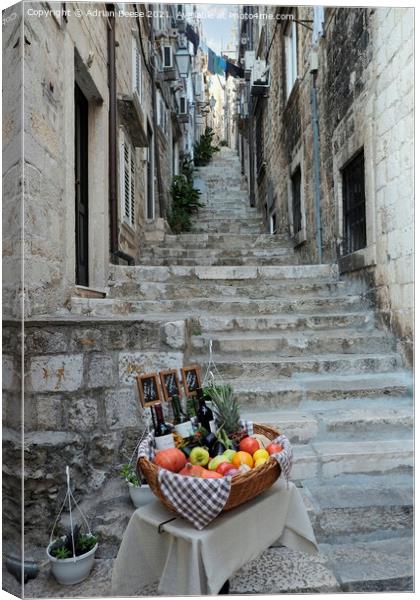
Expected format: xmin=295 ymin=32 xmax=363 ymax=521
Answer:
xmin=68 ymin=146 xmax=413 ymax=594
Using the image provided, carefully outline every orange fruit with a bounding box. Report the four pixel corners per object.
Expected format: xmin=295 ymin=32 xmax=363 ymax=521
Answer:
xmin=232 ymin=451 xmax=254 ymax=468
xmin=253 ymin=449 xmax=269 ymax=462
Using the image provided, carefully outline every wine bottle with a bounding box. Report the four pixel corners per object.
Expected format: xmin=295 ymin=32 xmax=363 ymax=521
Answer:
xmin=196 ymin=388 xmax=216 ymax=434
xmin=171 ymin=395 xmax=194 ymax=438
xmin=153 ymin=403 xmax=175 ymax=451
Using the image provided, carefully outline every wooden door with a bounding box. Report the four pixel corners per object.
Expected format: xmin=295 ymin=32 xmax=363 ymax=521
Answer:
xmin=74 ymin=83 xmax=89 ymax=286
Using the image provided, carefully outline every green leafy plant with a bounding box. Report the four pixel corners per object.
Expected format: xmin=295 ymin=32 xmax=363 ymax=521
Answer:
xmin=167 ymin=175 xmax=203 ymax=233
xmin=120 ymin=463 xmax=141 ymax=486
xmin=181 ymin=155 xmax=195 ymax=184
xmin=49 ymin=525 xmax=98 ymax=559
xmin=194 ymin=127 xmax=220 ymax=166
xmin=54 ymin=546 xmax=71 ymax=560
xmin=220 ymin=139 xmax=229 ymax=147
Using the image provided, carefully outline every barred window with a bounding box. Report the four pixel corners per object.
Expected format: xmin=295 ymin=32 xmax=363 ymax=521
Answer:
xmin=342 ymin=150 xmax=366 ymax=255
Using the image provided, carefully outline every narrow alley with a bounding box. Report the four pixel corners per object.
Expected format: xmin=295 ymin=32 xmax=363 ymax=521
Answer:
xmin=2 ymin=2 xmax=413 ymax=598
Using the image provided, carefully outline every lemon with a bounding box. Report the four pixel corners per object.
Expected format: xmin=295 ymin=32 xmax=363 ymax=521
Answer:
xmin=253 ymin=448 xmax=269 ymax=461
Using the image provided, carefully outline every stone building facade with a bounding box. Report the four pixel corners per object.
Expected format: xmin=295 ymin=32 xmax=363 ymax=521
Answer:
xmin=2 ymin=0 xmax=213 ymax=566
xmin=238 ymin=6 xmax=414 ymax=363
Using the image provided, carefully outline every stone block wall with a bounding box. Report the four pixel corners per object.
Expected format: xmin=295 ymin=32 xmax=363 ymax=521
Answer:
xmin=116 ymin=13 xmax=154 ymax=261
xmin=255 ymin=6 xmax=413 ymax=363
xmin=3 ymin=4 xmax=23 ymax=320
xmin=3 ymin=317 xmax=188 ymax=549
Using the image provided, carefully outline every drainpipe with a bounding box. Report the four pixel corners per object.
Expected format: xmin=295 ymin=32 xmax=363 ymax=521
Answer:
xmin=106 ymin=4 xmax=134 ymax=265
xmin=310 ymin=50 xmax=323 ymax=263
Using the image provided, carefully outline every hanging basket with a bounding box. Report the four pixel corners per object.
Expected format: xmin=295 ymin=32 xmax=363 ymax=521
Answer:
xmin=138 ymin=423 xmax=282 ymax=515
xmin=47 ymin=467 xmax=98 ymax=585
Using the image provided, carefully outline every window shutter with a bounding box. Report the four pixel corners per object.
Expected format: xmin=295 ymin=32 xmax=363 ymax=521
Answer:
xmin=130 ymin=151 xmax=135 ymax=226
xmin=122 ymin=133 xmax=136 ymax=227
xmin=132 ymin=37 xmax=141 ymax=99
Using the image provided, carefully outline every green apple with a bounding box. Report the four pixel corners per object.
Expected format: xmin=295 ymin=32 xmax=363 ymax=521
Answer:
xmin=208 ymin=455 xmax=228 ymax=471
xmin=189 ymin=447 xmax=210 ymax=467
xmin=222 ymin=449 xmax=236 ymax=463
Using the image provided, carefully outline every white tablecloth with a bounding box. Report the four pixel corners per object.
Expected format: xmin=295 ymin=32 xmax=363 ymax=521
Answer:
xmin=111 ymin=479 xmax=318 ymax=596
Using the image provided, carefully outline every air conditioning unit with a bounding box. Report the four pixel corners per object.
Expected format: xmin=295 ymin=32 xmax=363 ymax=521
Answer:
xmin=244 ymin=50 xmax=255 ymax=71
xmin=251 ymin=59 xmax=270 ymax=96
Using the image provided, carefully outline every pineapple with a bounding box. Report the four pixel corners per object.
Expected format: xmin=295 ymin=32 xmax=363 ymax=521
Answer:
xmin=204 ymin=384 xmax=245 ymax=447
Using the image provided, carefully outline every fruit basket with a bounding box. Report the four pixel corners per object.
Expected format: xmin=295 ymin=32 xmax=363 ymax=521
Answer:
xmin=138 ymin=423 xmax=282 ymax=514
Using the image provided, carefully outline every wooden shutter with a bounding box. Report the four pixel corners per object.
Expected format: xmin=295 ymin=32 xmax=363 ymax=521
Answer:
xmin=121 ymin=132 xmax=135 ymax=227
xmin=132 ymin=36 xmax=141 ymax=99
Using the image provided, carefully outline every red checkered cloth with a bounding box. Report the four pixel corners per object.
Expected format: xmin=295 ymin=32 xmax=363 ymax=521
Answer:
xmin=137 ymin=428 xmax=293 ymax=529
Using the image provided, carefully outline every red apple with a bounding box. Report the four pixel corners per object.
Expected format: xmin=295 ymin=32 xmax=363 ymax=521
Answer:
xmin=216 ymin=462 xmax=234 ymax=476
xmin=239 ymin=436 xmax=260 ymax=455
xmin=266 ymin=443 xmax=284 ymax=455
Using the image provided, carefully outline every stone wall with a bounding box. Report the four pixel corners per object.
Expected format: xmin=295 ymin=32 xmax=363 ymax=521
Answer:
xmin=3 ymin=316 xmax=188 ymax=550
xmin=116 ymin=13 xmax=154 ymax=261
xmin=2 ymin=3 xmax=24 ymax=562
xmin=253 ymin=6 xmax=413 ymax=363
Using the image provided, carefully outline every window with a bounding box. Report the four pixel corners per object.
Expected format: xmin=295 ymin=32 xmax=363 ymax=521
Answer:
xmin=132 ymin=36 xmax=141 ymax=100
xmin=179 ymin=96 xmax=187 ymax=114
xmin=157 ymin=91 xmax=168 ymax=134
xmin=284 ymin=21 xmax=298 ymax=98
xmin=255 ymin=107 xmax=264 ymax=174
xmin=342 ymin=150 xmax=366 ymax=255
xmin=120 ymin=131 xmax=136 ymax=227
xmin=162 ymin=45 xmax=173 ymax=68
xmin=291 ymin=165 xmax=302 ymax=235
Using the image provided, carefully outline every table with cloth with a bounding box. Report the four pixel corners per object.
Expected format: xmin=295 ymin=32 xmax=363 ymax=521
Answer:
xmin=111 ymin=478 xmax=318 ymax=596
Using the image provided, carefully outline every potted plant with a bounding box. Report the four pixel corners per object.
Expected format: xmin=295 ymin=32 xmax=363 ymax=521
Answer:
xmin=47 ymin=524 xmax=98 ymax=585
xmin=121 ymin=463 xmax=154 ymax=508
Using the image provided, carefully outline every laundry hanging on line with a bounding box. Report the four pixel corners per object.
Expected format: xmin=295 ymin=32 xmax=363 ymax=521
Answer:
xmin=186 ymin=24 xmax=199 ymax=55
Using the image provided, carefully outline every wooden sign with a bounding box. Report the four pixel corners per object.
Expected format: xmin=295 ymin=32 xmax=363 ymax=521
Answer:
xmin=136 ymin=372 xmax=162 ymax=408
xmin=180 ymin=365 xmax=202 ymax=397
xmin=160 ymin=369 xmax=181 ymax=401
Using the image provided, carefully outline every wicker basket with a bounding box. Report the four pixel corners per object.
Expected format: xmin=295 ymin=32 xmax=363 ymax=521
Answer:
xmin=138 ymin=424 xmax=282 ymax=514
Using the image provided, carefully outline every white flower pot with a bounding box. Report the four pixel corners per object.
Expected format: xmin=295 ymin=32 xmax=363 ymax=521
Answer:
xmin=47 ymin=537 xmax=98 ymax=585
xmin=127 ymin=481 xmax=154 ymax=508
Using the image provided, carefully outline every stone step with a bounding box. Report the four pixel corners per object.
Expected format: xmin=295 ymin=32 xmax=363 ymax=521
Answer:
xmin=152 ymin=232 xmax=291 ymax=248
xmin=192 ymin=223 xmax=262 ymax=233
xmin=192 ymin=329 xmax=394 ymax=355
xmin=299 ymin=472 xmax=413 ymax=542
xmin=318 ymin=535 xmax=413 ymax=592
xmin=71 ymin=294 xmax=367 ymax=317
xmin=196 ymin=312 xmax=376 ymax=333
xmin=242 ymin=398 xmax=413 ymax=443
xmin=138 ymin=255 xmax=297 ymax=266
xmin=109 ymin=279 xmax=347 ymax=301
xmin=227 ymin=372 xmax=411 ymax=409
xmin=139 ymin=246 xmax=294 ymax=258
xmin=291 ymin=438 xmax=413 ymax=480
xmin=229 ymin=546 xmax=340 ymax=594
xmin=192 ymin=352 xmax=402 ymax=378
xmin=109 ymin=264 xmax=339 ymax=283
xmin=23 ymin=558 xmax=115 ymax=598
